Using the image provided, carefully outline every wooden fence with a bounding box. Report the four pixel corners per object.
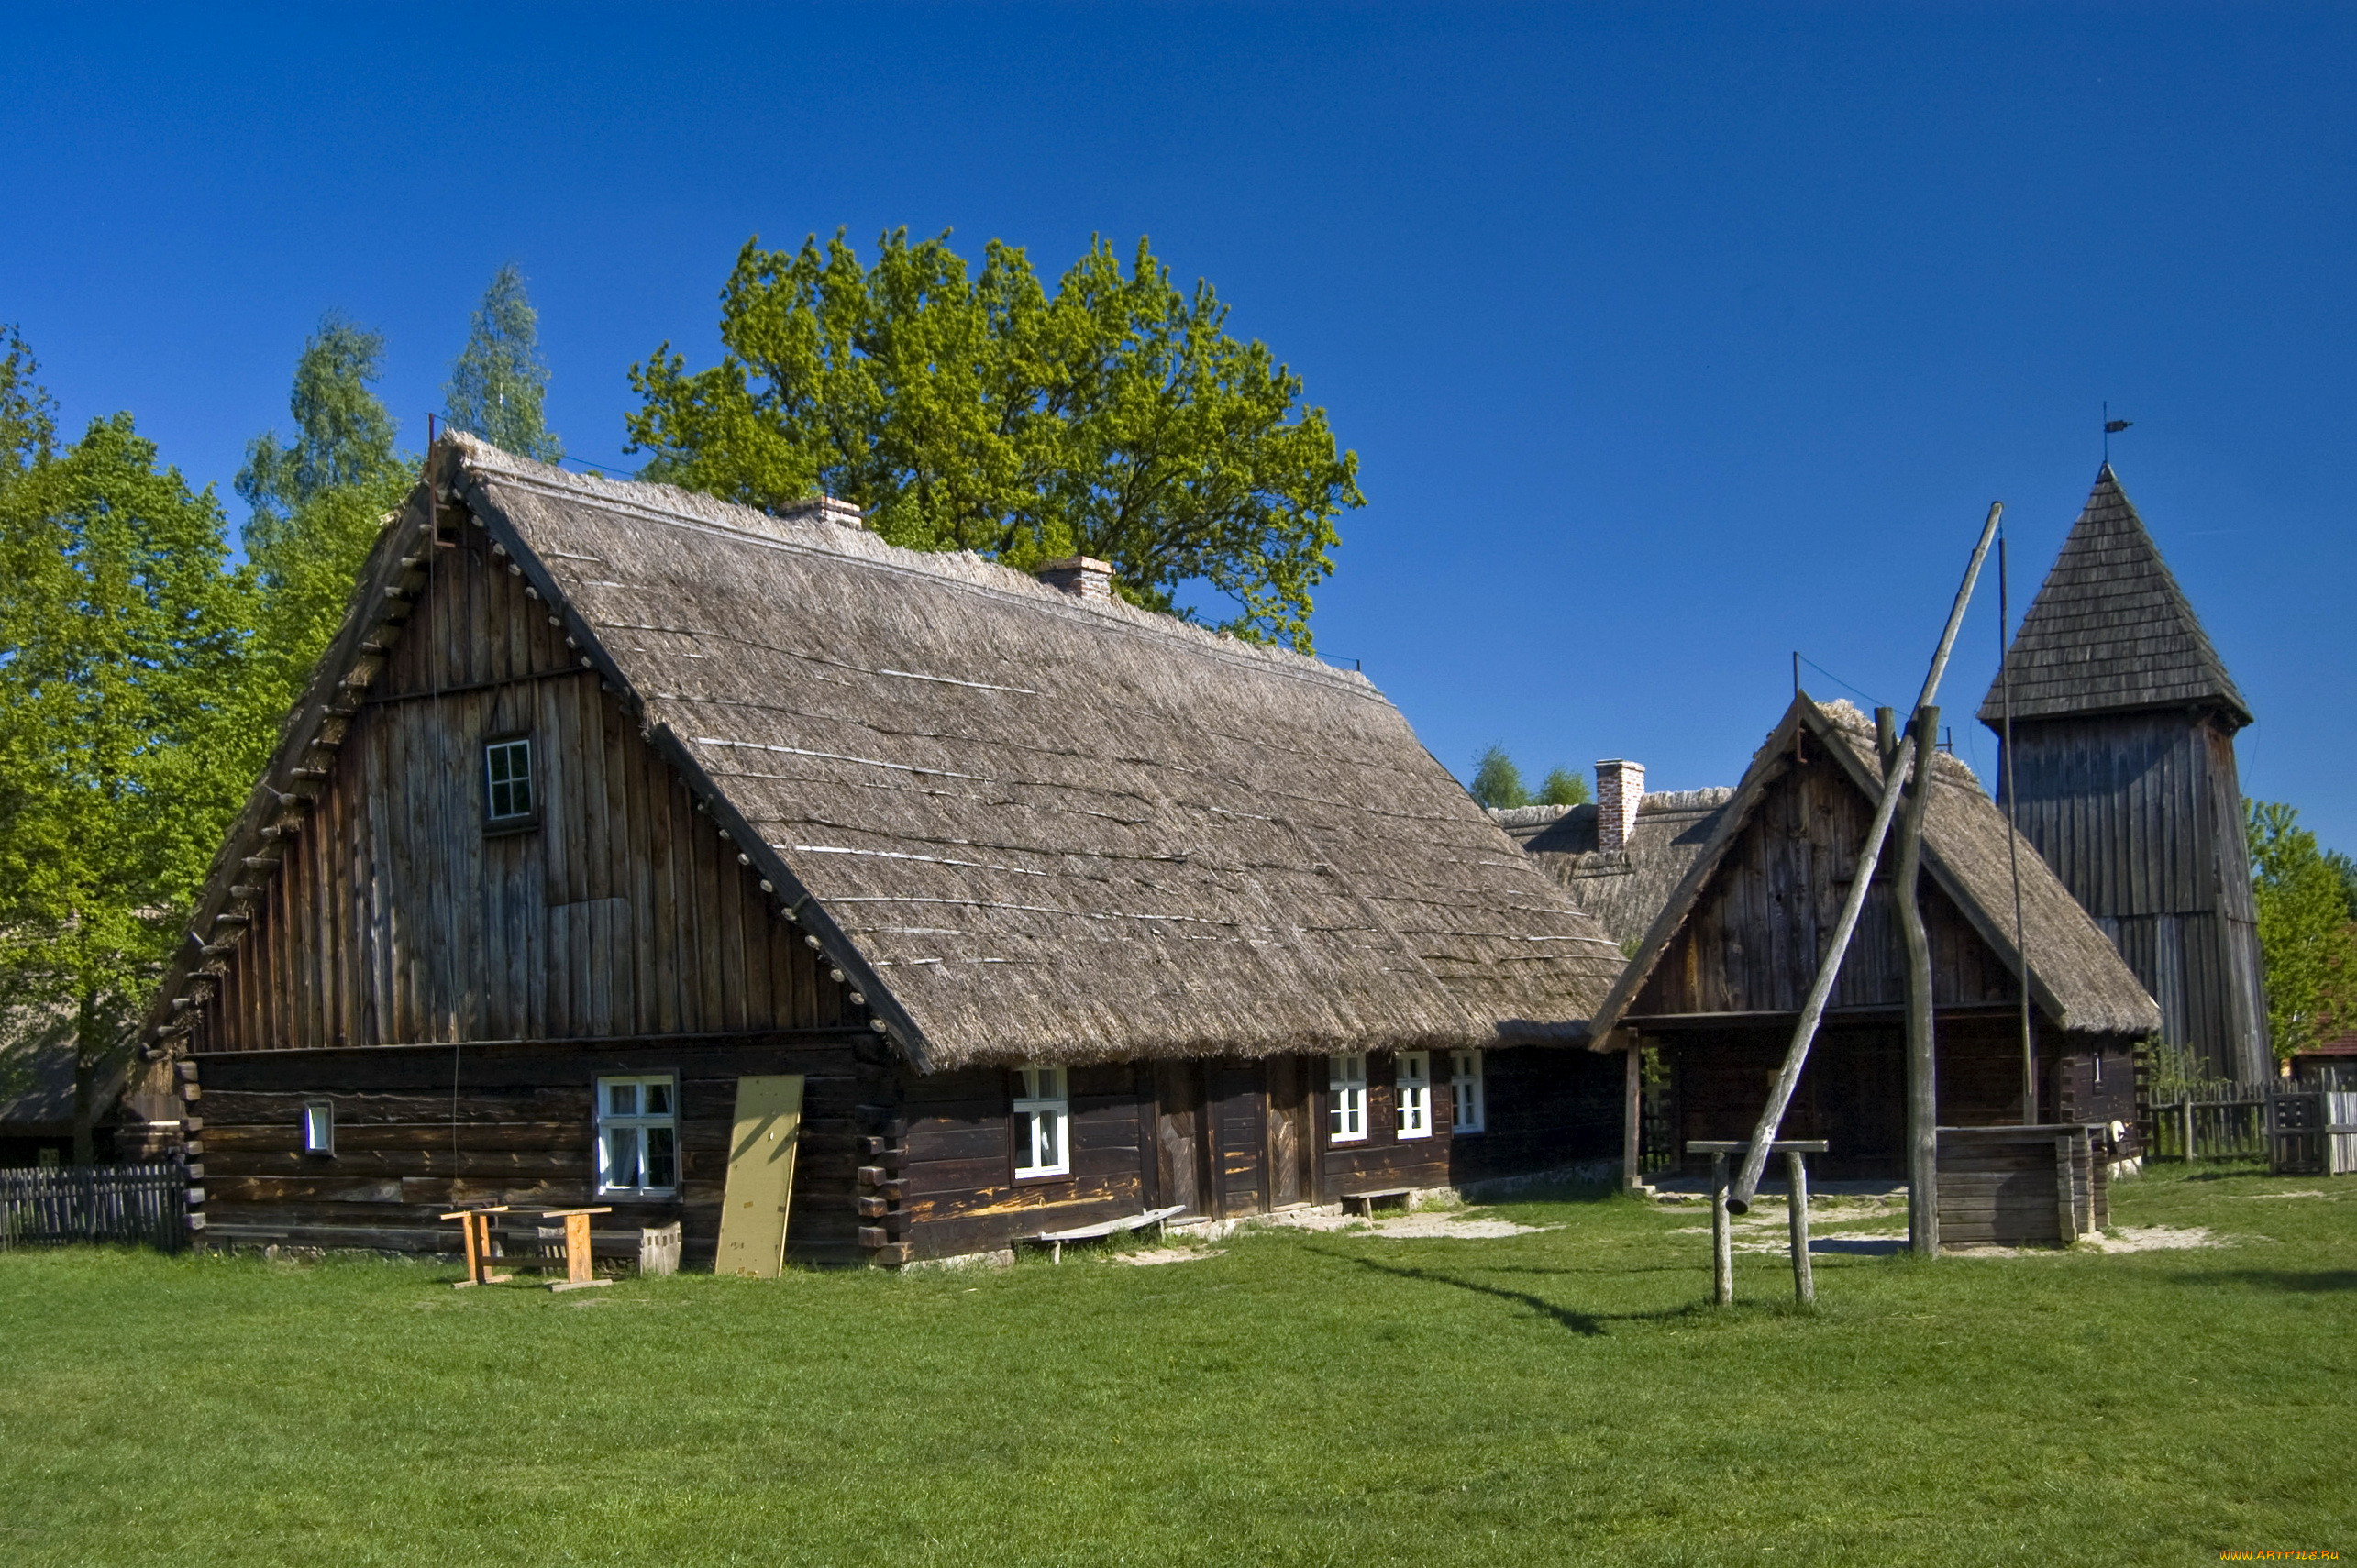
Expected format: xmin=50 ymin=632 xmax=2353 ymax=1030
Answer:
xmin=0 ymin=1164 xmax=188 ymax=1252
xmin=2145 ymin=1087 xmax=2357 ymax=1176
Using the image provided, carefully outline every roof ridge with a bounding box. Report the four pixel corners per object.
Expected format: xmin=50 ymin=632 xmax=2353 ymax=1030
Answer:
xmin=453 ymin=436 xmax=1380 ymax=701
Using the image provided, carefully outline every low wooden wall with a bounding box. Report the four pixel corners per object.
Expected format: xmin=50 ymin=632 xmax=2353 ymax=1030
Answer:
xmin=1935 ymin=1124 xmax=2107 ymax=1247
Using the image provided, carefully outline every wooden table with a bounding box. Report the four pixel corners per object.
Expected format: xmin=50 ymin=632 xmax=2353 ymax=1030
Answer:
xmin=439 ymin=1205 xmax=514 ymax=1288
xmin=538 ymin=1207 xmax=614 ymax=1291
xmin=1685 ymin=1141 xmax=1829 ymax=1306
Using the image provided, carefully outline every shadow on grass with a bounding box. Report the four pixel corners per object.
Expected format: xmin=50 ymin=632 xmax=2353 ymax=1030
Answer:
xmin=1317 ymin=1245 xmax=1708 ymax=1336
xmin=2176 ymin=1268 xmax=2357 ymax=1293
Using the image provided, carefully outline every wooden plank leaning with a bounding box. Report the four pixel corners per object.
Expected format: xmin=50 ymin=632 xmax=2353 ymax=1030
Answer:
xmin=1726 ymin=502 xmax=2003 ymax=1215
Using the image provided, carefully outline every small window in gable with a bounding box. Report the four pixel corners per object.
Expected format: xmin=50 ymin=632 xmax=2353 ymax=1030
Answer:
xmin=302 ymin=1102 xmax=335 ymax=1156
xmin=1013 ymin=1065 xmax=1070 ymax=1179
xmin=1396 ymin=1052 xmax=1433 ymax=1140
xmin=484 ymin=736 xmax=536 ymax=830
xmin=1328 ymin=1054 xmax=1367 ymax=1143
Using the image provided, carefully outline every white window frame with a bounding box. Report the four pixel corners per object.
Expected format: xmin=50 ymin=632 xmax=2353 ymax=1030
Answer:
xmin=1395 ymin=1051 xmax=1433 ymax=1139
xmin=1328 ymin=1053 xmax=1367 ymax=1143
xmin=1013 ymin=1065 xmax=1070 ymax=1178
xmin=483 ymin=735 xmax=536 ymax=824
xmin=302 ymin=1101 xmax=335 ymax=1155
xmin=595 ymin=1075 xmax=679 ymax=1198
xmin=1450 ymin=1050 xmax=1487 ymax=1135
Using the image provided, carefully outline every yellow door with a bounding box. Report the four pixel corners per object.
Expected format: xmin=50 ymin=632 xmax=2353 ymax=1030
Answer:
xmin=714 ymin=1075 xmax=803 ymax=1277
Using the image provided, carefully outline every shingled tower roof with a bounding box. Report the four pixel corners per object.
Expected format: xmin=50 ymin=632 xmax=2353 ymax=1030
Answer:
xmin=1979 ymin=464 xmax=2251 ymax=730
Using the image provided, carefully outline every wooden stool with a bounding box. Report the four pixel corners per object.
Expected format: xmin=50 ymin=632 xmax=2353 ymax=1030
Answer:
xmin=538 ymin=1207 xmax=614 ymax=1292
xmin=439 ymin=1205 xmax=514 ymax=1287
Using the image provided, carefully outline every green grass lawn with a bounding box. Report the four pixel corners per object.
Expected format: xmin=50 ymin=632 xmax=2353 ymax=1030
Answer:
xmin=3 ymin=1166 xmax=2350 ymax=1567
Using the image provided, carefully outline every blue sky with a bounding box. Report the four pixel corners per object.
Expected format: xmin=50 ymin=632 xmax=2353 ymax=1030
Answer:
xmin=6 ymin=5 xmax=2350 ymax=845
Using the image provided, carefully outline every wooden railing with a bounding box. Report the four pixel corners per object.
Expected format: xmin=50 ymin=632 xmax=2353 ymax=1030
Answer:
xmin=0 ymin=1164 xmax=188 ymax=1252
xmin=2145 ymin=1087 xmax=2357 ymax=1176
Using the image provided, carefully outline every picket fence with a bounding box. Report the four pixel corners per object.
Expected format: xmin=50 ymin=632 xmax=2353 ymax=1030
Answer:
xmin=0 ymin=1164 xmax=187 ymax=1251
xmin=2145 ymin=1086 xmax=2357 ymax=1176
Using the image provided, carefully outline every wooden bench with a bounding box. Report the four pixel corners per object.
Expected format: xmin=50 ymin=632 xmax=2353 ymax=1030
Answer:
xmin=492 ymin=1219 xmax=681 ymax=1280
xmin=1340 ymin=1187 xmax=1414 ymax=1217
xmin=1024 ymin=1205 xmax=1188 ymax=1264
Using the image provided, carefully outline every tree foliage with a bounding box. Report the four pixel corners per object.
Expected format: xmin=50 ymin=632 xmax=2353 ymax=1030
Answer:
xmin=2246 ymin=800 xmax=2357 ymax=1060
xmin=1469 ymin=746 xmax=1532 ymax=810
xmin=0 ymin=404 xmax=257 ymax=1157
xmin=1 ymin=325 xmax=57 ymax=481
xmin=625 ymin=229 xmax=1362 ymax=648
xmin=1538 ymin=767 xmax=1592 ymax=807
xmin=237 ymin=314 xmax=413 ymax=707
xmin=445 ymin=265 xmax=561 ymax=463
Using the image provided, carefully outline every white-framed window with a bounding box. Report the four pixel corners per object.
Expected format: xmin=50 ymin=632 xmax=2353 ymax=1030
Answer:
xmin=1451 ymin=1049 xmax=1487 ymax=1135
xmin=596 ymin=1075 xmax=678 ymax=1196
xmin=1013 ymin=1065 xmax=1069 ymax=1178
xmin=1328 ymin=1053 xmax=1367 ymax=1143
xmin=302 ymin=1101 xmax=335 ymax=1155
xmin=1396 ymin=1052 xmax=1433 ymax=1139
xmin=484 ymin=736 xmax=535 ymax=824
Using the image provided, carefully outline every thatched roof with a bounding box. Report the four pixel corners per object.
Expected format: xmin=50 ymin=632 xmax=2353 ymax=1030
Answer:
xmin=1978 ymin=463 xmax=2251 ymax=729
xmin=1492 ymin=790 xmax=1735 ymax=950
xmin=147 ymin=436 xmax=1626 ymax=1073
xmin=1584 ymin=695 xmax=2162 ymax=1044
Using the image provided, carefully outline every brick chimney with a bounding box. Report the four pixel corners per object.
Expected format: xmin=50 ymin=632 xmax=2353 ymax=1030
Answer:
xmin=778 ymin=495 xmax=866 ymax=530
xmin=1596 ymin=759 xmax=1645 ymax=854
xmin=1036 ymin=556 xmax=1114 ymax=603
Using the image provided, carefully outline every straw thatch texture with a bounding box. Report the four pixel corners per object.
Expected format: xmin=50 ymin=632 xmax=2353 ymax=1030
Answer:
xmin=444 ymin=438 xmax=1623 ymax=1069
xmin=1493 ymin=792 xmax=1734 ymax=949
xmin=1977 ymin=463 xmax=2250 ymax=727
xmin=1585 ymin=696 xmax=2161 ymax=1043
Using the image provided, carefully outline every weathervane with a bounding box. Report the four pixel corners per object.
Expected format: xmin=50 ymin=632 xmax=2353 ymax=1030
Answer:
xmin=2103 ymin=402 xmax=2131 ymax=463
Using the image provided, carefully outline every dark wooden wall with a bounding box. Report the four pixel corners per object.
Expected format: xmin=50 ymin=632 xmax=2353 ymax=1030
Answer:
xmin=1632 ymin=748 xmax=2020 ymax=1019
xmin=189 ymin=522 xmax=853 ymax=1053
xmin=193 ymin=1031 xmax=882 ymax=1264
xmin=1645 ymin=1016 xmax=2143 ymax=1178
xmin=880 ymin=1047 xmax=1618 ymax=1261
xmin=2000 ymin=710 xmax=2267 ymax=1080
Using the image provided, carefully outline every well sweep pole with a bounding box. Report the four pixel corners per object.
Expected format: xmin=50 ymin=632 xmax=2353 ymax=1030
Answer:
xmin=1729 ymin=503 xmax=2003 ymax=1212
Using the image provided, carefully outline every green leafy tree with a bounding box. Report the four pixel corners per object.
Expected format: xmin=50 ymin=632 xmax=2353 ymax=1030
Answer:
xmin=1469 ymin=745 xmax=1532 ymax=810
xmin=2246 ymin=801 xmax=2357 ymax=1061
xmin=2326 ymin=848 xmax=2357 ymax=922
xmin=626 ymin=229 xmax=1362 ymax=649
xmin=237 ymin=314 xmax=413 ymax=707
xmin=1538 ymin=767 xmax=1592 ymax=807
xmin=0 ymin=411 xmax=257 ymax=1160
xmin=0 ymin=325 xmax=57 ymax=483
xmin=445 ymin=264 xmax=562 ymax=463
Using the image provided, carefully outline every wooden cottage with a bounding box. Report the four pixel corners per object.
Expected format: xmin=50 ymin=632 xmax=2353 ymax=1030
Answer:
xmin=1526 ymin=698 xmax=2161 ymax=1178
xmin=130 ymin=435 xmax=1631 ymax=1266
xmin=1979 ymin=463 xmax=2269 ymax=1083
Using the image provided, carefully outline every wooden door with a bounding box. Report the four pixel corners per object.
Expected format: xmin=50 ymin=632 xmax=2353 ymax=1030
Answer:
xmin=714 ymin=1075 xmax=802 ymax=1277
xmin=1208 ymin=1060 xmax=1269 ymax=1218
xmin=1154 ymin=1062 xmax=1204 ymax=1217
xmin=1266 ymin=1055 xmax=1311 ymax=1209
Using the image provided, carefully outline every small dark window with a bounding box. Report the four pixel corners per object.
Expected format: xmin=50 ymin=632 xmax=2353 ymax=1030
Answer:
xmin=484 ymin=737 xmax=535 ymax=827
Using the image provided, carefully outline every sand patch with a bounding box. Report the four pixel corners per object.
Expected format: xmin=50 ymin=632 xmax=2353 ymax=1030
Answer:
xmin=2231 ymin=1190 xmax=2332 ymax=1200
xmin=1111 ymin=1248 xmax=1223 ymax=1266
xmin=1270 ymin=1209 xmax=1550 ymax=1241
xmin=1946 ymin=1224 xmax=2227 ymax=1257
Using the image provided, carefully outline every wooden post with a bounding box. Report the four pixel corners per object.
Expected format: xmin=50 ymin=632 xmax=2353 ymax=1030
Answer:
xmin=1622 ymin=1038 xmax=1643 ymax=1190
xmin=2184 ymin=1098 xmax=2197 ymax=1163
xmin=1729 ymin=502 xmax=2004 ymax=1213
xmin=1896 ymin=704 xmax=1940 ymax=1258
xmin=1786 ymin=1149 xmax=1814 ymax=1305
xmin=1710 ymin=1152 xmax=1733 ymax=1306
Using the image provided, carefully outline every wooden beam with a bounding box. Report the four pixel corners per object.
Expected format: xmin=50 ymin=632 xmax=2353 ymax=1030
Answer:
xmin=1896 ymin=705 xmax=1940 ymax=1258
